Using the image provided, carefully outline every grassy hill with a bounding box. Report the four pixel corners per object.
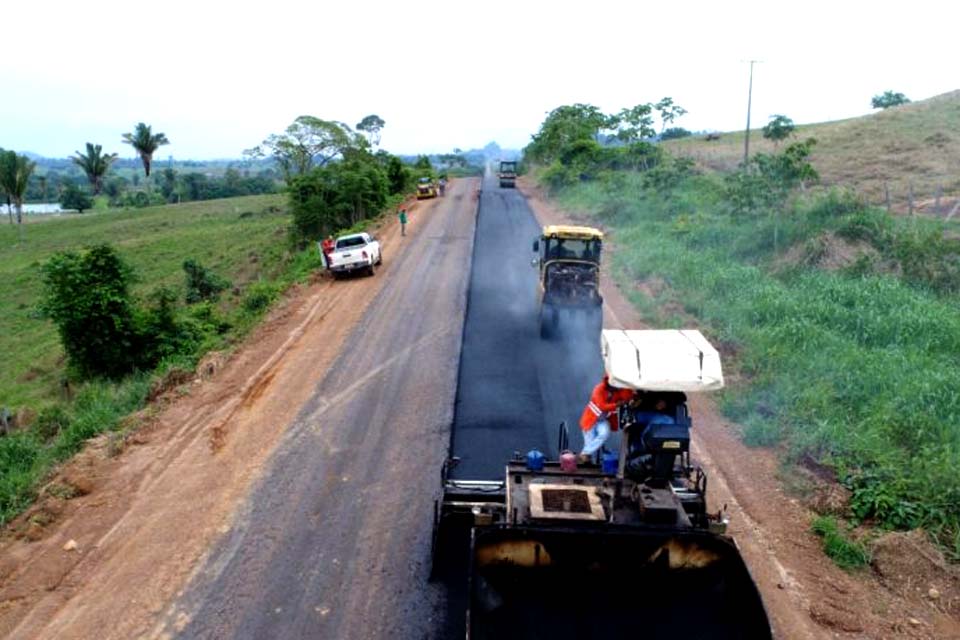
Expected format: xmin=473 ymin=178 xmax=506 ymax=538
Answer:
xmin=666 ymin=90 xmax=960 ymax=211
xmin=0 ymin=194 xmax=296 ymax=411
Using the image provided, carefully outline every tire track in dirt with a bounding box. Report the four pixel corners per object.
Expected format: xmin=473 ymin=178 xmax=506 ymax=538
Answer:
xmin=0 ymin=186 xmax=456 ymax=639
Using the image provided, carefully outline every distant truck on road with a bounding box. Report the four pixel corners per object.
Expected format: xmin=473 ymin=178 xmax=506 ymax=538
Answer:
xmin=498 ymin=161 xmax=517 ymax=188
xmin=328 ymin=232 xmax=382 ymax=278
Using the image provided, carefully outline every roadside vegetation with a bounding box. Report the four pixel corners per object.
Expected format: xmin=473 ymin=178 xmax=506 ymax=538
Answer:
xmin=663 ymin=89 xmax=960 ymax=209
xmin=0 ymin=111 xmax=460 ymax=526
xmin=0 ymin=194 xmax=322 ymax=521
xmin=526 ymin=99 xmax=960 ymax=559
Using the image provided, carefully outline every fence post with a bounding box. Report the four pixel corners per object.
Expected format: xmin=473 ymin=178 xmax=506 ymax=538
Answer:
xmin=885 ymin=183 xmax=891 ymax=212
xmin=936 ymin=185 xmax=943 ymax=216
xmin=908 ymin=183 xmax=914 ymax=217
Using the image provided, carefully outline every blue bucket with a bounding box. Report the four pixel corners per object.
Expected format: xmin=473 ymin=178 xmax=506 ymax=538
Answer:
xmin=526 ymin=449 xmax=545 ymax=471
xmin=601 ymin=451 xmax=618 ymax=474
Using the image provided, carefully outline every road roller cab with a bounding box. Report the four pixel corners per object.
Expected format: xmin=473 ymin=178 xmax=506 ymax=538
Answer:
xmin=417 ymin=176 xmax=438 ymax=199
xmin=532 ymin=225 xmax=603 ymax=339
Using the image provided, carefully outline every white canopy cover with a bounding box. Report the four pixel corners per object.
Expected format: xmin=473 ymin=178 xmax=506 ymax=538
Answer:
xmin=601 ymin=329 xmax=724 ymax=392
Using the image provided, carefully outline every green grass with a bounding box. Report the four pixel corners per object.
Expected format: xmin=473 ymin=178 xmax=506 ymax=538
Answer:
xmin=0 ymin=188 xmax=411 ymax=526
xmin=811 ymin=516 xmax=871 ymax=569
xmin=0 ymin=193 xmax=336 ymax=524
xmin=665 ymin=89 xmax=960 ymax=210
xmin=548 ymin=170 xmax=960 ymax=557
xmin=0 ymin=194 xmax=293 ymax=410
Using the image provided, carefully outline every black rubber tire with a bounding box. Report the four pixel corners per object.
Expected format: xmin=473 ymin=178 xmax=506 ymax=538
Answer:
xmin=377 ymin=250 xmax=383 ymax=265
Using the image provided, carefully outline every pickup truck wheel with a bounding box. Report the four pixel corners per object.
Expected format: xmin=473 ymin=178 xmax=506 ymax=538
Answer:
xmin=377 ymin=250 xmax=383 ymax=265
xmin=366 ymin=261 xmax=376 ymax=277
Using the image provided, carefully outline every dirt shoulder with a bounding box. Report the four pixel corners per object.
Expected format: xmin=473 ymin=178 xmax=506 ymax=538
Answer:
xmin=518 ymin=177 xmax=960 ymax=640
xmin=0 ymin=192 xmax=443 ymax=639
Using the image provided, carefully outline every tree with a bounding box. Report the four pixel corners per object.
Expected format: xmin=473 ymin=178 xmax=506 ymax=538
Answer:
xmin=871 ymin=91 xmax=910 ymax=109
xmin=247 ymin=116 xmax=361 ymax=181
xmin=122 ymin=122 xmax=170 ymax=177
xmin=660 ymin=127 xmax=692 ymax=140
xmin=414 ymin=155 xmax=432 ymax=174
xmin=288 ymin=155 xmax=388 ymax=240
xmin=525 ymin=103 xmax=609 ymax=164
xmin=655 ymin=97 xmax=688 ymax=134
xmin=386 ymin=155 xmax=409 ymax=194
xmin=356 ymin=114 xmax=386 ymax=148
xmin=0 ymin=149 xmax=15 ymax=224
xmin=0 ymin=152 xmax=37 ymax=240
xmin=71 ymin=142 xmax=118 ymax=194
xmin=762 ymin=115 xmax=795 ymax=146
xmin=60 ymin=183 xmax=94 ymax=212
xmin=611 ymin=104 xmax=656 ymax=144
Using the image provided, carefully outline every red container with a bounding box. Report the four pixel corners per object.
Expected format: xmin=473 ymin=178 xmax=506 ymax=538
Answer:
xmin=559 ymin=450 xmax=577 ymax=472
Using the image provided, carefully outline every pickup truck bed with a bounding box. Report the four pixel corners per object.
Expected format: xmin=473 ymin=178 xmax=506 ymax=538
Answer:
xmin=328 ymin=232 xmax=382 ymax=278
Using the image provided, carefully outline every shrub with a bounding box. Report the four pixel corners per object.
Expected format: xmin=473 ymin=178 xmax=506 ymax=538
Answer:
xmin=40 ymin=245 xmax=141 ymax=378
xmin=138 ymin=286 xmax=201 ymax=364
xmin=183 ymin=259 xmax=230 ymax=304
xmin=34 ymin=405 xmax=71 ymax=442
xmin=242 ymin=281 xmax=280 ymax=313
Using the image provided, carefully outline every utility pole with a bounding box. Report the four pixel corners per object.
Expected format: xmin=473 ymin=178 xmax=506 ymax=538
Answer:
xmin=743 ymin=60 xmax=761 ymax=165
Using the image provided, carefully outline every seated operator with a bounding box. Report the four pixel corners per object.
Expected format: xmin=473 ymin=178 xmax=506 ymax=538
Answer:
xmin=627 ymin=393 xmax=675 ymax=456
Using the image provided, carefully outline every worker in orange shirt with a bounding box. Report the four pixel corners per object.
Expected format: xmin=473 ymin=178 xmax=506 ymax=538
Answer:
xmin=321 ymin=235 xmax=335 ymax=271
xmin=578 ymin=375 xmax=635 ymax=464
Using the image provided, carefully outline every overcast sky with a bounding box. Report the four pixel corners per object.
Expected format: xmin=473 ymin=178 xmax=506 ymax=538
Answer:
xmin=1 ymin=0 xmax=957 ymax=159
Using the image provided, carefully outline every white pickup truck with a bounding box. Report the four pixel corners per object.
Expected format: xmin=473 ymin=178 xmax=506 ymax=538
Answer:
xmin=328 ymin=232 xmax=382 ymax=278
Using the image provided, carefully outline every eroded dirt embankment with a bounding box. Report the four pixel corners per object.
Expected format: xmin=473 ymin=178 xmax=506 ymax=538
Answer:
xmin=518 ymin=177 xmax=960 ymax=640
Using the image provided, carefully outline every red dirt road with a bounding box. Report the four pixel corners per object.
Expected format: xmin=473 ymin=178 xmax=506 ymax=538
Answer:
xmin=0 ymin=185 xmax=466 ymax=639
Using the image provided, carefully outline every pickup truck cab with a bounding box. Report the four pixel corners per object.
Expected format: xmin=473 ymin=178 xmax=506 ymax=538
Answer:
xmin=328 ymin=232 xmax=382 ymax=278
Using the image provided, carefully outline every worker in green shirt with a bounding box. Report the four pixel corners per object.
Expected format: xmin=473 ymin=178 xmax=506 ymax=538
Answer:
xmin=398 ymin=208 xmax=408 ymax=236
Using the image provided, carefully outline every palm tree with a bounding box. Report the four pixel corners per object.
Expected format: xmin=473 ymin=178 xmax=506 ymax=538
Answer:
xmin=122 ymin=122 xmax=170 ymax=178
xmin=71 ymin=143 xmax=117 ymax=195
xmin=0 ymin=149 xmax=15 ymax=224
xmin=0 ymin=153 xmax=37 ymax=242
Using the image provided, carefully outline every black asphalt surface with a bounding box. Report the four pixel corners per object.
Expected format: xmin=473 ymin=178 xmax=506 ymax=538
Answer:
xmin=166 ymin=181 xmax=476 ymax=639
xmin=164 ymin=172 xmax=606 ymax=639
xmin=450 ymin=171 xmax=605 ymax=480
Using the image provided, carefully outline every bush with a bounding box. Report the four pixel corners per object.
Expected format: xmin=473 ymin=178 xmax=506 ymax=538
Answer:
xmin=34 ymin=405 xmax=71 ymax=442
xmin=242 ymin=281 xmax=280 ymax=313
xmin=183 ymin=259 xmax=230 ymax=304
xmin=40 ymin=245 xmax=141 ymax=378
xmin=60 ymin=183 xmax=93 ymax=213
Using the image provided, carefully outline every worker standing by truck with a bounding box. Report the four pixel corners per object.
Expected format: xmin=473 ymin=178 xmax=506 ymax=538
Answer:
xmin=578 ymin=375 xmax=634 ymax=463
xmin=321 ymin=235 xmax=335 ymax=271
